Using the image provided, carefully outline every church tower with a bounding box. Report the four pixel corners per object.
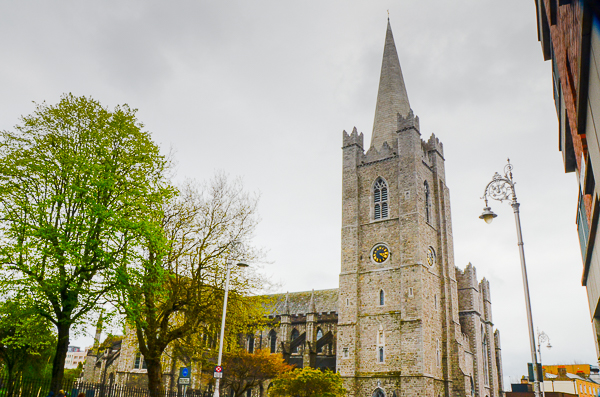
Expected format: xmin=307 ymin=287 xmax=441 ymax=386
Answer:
xmin=337 ymin=20 xmax=469 ymax=397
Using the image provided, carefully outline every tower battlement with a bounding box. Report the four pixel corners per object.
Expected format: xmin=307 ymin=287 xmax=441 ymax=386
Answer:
xmin=342 ymin=127 xmax=364 ymax=149
xmin=398 ymin=109 xmax=420 ymax=133
xmin=422 ymin=133 xmax=444 ymax=158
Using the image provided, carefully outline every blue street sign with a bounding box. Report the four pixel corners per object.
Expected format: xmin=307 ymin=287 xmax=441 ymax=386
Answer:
xmin=180 ymin=367 xmax=191 ymax=378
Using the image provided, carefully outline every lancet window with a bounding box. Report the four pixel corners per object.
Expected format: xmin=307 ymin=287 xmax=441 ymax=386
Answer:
xmin=380 ymin=290 xmax=385 ymax=306
xmin=291 ymin=328 xmax=300 ymax=353
xmin=269 ymin=329 xmax=277 ymax=353
xmin=482 ymin=325 xmax=489 ymax=385
xmin=374 ymin=178 xmax=389 ymax=220
xmin=424 ymin=181 xmax=431 ymax=223
xmin=373 ymin=389 xmax=385 ymax=397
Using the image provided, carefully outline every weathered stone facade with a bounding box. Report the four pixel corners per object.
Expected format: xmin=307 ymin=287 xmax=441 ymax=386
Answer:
xmin=82 ymin=19 xmax=504 ymax=397
xmin=333 ymin=19 xmax=503 ymax=397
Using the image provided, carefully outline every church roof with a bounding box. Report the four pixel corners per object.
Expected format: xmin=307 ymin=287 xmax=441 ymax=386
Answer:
xmin=371 ymin=19 xmax=411 ymax=151
xmin=267 ymin=288 xmax=338 ymax=316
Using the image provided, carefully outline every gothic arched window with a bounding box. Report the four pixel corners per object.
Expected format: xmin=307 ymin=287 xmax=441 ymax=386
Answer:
xmin=316 ymin=328 xmax=324 ymax=353
xmin=424 ymin=181 xmax=431 ymax=223
xmin=374 ymin=178 xmax=389 ymax=220
xmin=436 ymin=339 xmax=441 ymax=367
xmin=373 ymin=389 xmax=385 ymax=397
xmin=269 ymin=329 xmax=277 ymax=354
xmin=291 ymin=329 xmax=299 ymax=353
xmin=482 ymin=325 xmax=489 ymax=385
xmin=379 ymin=290 xmax=385 ymax=306
xmin=247 ymin=334 xmax=255 ymax=353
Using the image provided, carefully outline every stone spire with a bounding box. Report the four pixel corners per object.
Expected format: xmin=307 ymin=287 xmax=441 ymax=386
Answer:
xmin=371 ymin=19 xmax=411 ymax=151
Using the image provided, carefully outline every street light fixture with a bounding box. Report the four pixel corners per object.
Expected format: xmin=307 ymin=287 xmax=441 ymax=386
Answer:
xmin=537 ymin=330 xmax=551 ymax=397
xmin=213 ymin=243 xmax=248 ymax=397
xmin=480 ymin=159 xmax=540 ymax=397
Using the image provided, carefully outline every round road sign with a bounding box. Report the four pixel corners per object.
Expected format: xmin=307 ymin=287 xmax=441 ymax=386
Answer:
xmin=214 ymin=366 xmax=223 ymax=373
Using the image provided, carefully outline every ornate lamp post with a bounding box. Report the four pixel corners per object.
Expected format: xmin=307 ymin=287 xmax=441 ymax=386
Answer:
xmin=480 ymin=159 xmax=540 ymax=397
xmin=537 ymin=330 xmax=552 ymax=397
xmin=213 ymin=245 xmax=248 ymax=397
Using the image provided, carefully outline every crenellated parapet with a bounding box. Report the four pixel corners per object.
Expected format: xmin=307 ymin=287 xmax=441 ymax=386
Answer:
xmin=456 ymin=263 xmax=478 ymax=291
xmin=422 ymin=133 xmax=444 ymax=159
xmin=342 ymin=127 xmax=364 ymax=149
xmin=363 ymin=141 xmax=396 ymax=164
xmin=480 ymin=278 xmax=491 ymax=303
xmin=397 ymin=108 xmax=420 ymax=133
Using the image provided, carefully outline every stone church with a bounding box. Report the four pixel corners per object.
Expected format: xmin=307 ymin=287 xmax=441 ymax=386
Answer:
xmin=255 ymin=19 xmax=504 ymax=397
xmin=83 ymin=20 xmax=504 ymax=397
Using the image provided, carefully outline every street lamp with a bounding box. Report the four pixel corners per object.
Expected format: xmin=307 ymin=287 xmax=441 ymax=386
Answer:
xmin=480 ymin=159 xmax=540 ymax=397
xmin=537 ymin=330 xmax=552 ymax=397
xmin=213 ymin=246 xmax=249 ymax=397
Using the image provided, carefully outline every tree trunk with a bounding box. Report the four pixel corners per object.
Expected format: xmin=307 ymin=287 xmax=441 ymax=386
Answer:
xmin=6 ymin=356 xmax=15 ymax=397
xmin=50 ymin=322 xmax=70 ymax=395
xmin=146 ymin=356 xmax=164 ymax=397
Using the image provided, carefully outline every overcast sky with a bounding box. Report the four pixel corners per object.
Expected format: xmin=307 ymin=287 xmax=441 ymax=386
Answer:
xmin=1 ymin=0 xmax=595 ymax=389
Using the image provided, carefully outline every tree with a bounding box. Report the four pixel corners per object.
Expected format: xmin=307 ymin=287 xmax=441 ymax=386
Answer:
xmin=114 ymin=176 xmax=268 ymax=397
xmin=0 ymin=94 xmax=172 ymax=394
xmin=0 ymin=298 xmax=55 ymax=397
xmin=220 ymin=349 xmax=292 ymax=397
xmin=268 ymin=367 xmax=347 ymax=397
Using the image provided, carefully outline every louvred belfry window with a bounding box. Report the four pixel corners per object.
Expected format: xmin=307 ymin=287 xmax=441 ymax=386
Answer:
xmin=374 ymin=178 xmax=389 ymax=220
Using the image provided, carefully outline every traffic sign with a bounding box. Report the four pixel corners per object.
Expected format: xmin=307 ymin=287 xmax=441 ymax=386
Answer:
xmin=178 ymin=378 xmax=191 ymax=385
xmin=180 ymin=367 xmax=191 ymax=378
xmin=214 ymin=366 xmax=223 ymax=373
xmin=213 ymin=372 xmax=223 ymax=379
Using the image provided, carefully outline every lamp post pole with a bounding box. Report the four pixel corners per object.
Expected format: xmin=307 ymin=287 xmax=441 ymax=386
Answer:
xmin=480 ymin=160 xmax=540 ymax=397
xmin=213 ymin=250 xmax=248 ymax=397
xmin=537 ymin=330 xmax=551 ymax=397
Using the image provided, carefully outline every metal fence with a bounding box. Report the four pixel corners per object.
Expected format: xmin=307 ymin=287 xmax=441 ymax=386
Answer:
xmin=0 ymin=378 xmax=211 ymax=397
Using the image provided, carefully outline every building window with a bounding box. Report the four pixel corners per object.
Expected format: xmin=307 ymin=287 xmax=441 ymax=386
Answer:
xmin=134 ymin=353 xmax=141 ymax=369
xmin=434 ymin=294 xmax=438 ymax=310
xmin=380 ymin=290 xmax=385 ymax=306
xmin=373 ymin=389 xmax=385 ymax=397
xmin=377 ymin=328 xmax=385 ymax=363
xmin=247 ymin=334 xmax=254 ymax=353
xmin=343 ymin=348 xmax=349 ymax=358
xmin=482 ymin=326 xmax=489 ymax=385
xmin=577 ymin=192 xmax=589 ymax=259
xmin=269 ymin=330 xmax=277 ymax=353
xmin=424 ymin=181 xmax=431 ymax=223
xmin=408 ymin=287 xmax=413 ymax=297
xmin=291 ymin=329 xmax=300 ymax=353
xmin=246 ymin=390 xmax=251 ymax=397
xmin=316 ymin=328 xmax=323 ymax=353
xmin=436 ymin=339 xmax=441 ymax=367
xmin=374 ymin=178 xmax=389 ymax=220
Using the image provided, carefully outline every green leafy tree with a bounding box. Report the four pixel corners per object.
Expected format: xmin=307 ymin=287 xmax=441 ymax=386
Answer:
xmin=268 ymin=367 xmax=347 ymax=397
xmin=114 ymin=176 xmax=268 ymax=397
xmin=0 ymin=298 xmax=55 ymax=397
xmin=0 ymin=94 xmax=172 ymax=394
xmin=220 ymin=349 xmax=292 ymax=397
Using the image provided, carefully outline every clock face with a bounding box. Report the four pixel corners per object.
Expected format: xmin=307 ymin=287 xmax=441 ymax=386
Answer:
xmin=372 ymin=245 xmax=390 ymax=263
xmin=427 ymin=247 xmax=436 ymax=266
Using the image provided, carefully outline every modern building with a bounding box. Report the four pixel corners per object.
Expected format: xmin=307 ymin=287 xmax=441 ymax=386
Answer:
xmin=543 ymin=367 xmax=600 ymax=397
xmin=534 ymin=0 xmax=600 ymax=358
xmin=83 ymin=19 xmax=505 ymax=397
xmin=65 ymin=346 xmax=88 ymax=369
